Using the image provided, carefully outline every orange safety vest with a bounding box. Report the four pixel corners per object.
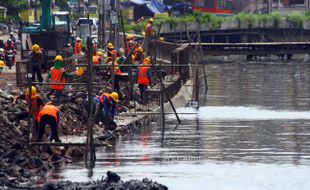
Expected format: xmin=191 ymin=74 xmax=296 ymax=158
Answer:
xmin=137 ymin=66 xmax=150 ymax=85
xmin=108 ymin=49 xmax=117 ymax=60
xmin=99 ymin=93 xmax=111 ymax=104
xmin=25 ymin=95 xmax=41 ymax=120
xmin=50 ymin=67 xmax=66 ymax=91
xmin=114 ymin=65 xmax=122 ymax=76
xmin=145 ymin=23 xmax=152 ymax=35
xmin=38 ymin=104 xmax=59 ymax=124
xmin=92 ymin=55 xmax=101 ymax=64
xmin=74 ymin=42 xmax=82 ymax=55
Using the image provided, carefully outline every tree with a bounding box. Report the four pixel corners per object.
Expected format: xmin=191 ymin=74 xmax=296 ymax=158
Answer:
xmin=55 ymin=0 xmax=69 ymax=10
xmin=0 ymin=0 xmax=28 ymax=19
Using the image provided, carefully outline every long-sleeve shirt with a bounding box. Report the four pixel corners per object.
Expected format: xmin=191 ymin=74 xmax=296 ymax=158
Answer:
xmin=94 ymin=95 xmax=116 ymax=123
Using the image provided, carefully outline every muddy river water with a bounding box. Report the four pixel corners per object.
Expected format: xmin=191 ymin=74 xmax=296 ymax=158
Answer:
xmin=46 ymin=58 xmax=310 ymax=190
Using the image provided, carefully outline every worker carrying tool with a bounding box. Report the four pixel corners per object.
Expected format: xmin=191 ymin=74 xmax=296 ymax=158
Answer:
xmin=94 ymin=92 xmax=119 ymax=131
xmin=29 ymin=44 xmax=44 ymax=82
xmin=137 ymin=57 xmax=152 ymax=104
xmin=0 ymin=60 xmax=4 ymax=75
xmin=13 ymin=86 xmax=44 ymax=136
xmin=37 ymin=102 xmax=61 ymax=142
xmin=46 ymin=55 xmax=71 ymax=104
xmin=74 ymin=37 xmax=83 ymax=55
xmin=92 ymin=51 xmax=103 ymax=65
xmin=107 ymin=42 xmax=117 ymax=60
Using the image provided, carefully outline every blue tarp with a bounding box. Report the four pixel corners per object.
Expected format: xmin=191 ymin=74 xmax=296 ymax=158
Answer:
xmin=129 ymin=0 xmax=167 ymax=13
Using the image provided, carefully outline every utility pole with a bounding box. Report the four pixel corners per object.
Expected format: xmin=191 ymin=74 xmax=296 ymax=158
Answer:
xmin=98 ymin=0 xmax=105 ymax=48
xmin=306 ymin=0 xmax=310 ymax=12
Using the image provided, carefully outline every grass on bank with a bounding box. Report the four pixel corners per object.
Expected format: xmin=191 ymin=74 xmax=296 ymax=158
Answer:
xmin=124 ymin=11 xmax=310 ymax=33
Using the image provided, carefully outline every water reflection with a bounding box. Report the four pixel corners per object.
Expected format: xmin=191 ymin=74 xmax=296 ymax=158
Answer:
xmin=46 ymin=60 xmax=310 ymax=190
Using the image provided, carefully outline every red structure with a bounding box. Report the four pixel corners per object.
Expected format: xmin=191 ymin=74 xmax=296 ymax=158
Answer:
xmin=192 ymin=0 xmax=233 ymax=15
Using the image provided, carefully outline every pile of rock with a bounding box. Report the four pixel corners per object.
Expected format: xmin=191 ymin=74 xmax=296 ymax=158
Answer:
xmin=42 ymin=171 xmax=168 ymax=190
xmin=0 ymin=94 xmax=50 ymax=188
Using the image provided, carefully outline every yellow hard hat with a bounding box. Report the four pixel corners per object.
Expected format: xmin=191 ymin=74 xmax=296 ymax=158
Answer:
xmin=132 ymin=55 xmax=136 ymax=62
xmin=143 ymin=57 xmax=151 ymax=65
xmin=141 ymin=31 xmax=146 ymax=37
xmin=159 ymin=37 xmax=164 ymax=42
xmin=75 ymin=67 xmax=85 ymax=76
xmin=26 ymin=86 xmax=37 ymax=98
xmin=110 ymin=92 xmax=119 ymax=103
xmin=55 ymin=55 xmax=63 ymax=62
xmin=138 ymin=47 xmax=143 ymax=52
xmin=32 ymin=44 xmax=41 ymax=53
xmin=0 ymin=60 xmax=4 ymax=68
xmin=148 ymin=18 xmax=153 ymax=22
xmin=126 ymin=35 xmax=132 ymax=40
xmin=107 ymin=42 xmax=114 ymax=49
xmin=97 ymin=51 xmax=103 ymax=57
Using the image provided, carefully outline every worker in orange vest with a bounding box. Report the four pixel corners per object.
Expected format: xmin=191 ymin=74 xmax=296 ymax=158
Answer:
xmin=37 ymin=103 xmax=61 ymax=142
xmin=46 ymin=55 xmax=71 ymax=105
xmin=94 ymin=92 xmax=119 ymax=130
xmin=13 ymin=86 xmax=44 ymax=136
xmin=145 ymin=18 xmax=153 ymax=36
xmin=92 ymin=51 xmax=103 ymax=65
xmin=137 ymin=57 xmax=152 ymax=104
xmin=74 ymin=37 xmax=83 ymax=55
xmin=107 ymin=42 xmax=117 ymax=60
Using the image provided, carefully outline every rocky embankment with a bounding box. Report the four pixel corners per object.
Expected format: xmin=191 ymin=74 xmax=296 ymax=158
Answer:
xmin=0 ymin=89 xmax=167 ymax=189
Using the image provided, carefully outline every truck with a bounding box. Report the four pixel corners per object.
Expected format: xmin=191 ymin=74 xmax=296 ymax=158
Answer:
xmin=20 ymin=0 xmax=72 ymax=62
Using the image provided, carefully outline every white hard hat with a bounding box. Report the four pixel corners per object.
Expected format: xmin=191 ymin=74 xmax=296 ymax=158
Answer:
xmin=76 ymin=37 xmax=81 ymax=41
xmin=0 ymin=48 xmax=4 ymax=52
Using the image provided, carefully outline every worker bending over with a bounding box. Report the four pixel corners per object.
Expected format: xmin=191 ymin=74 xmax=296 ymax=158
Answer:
xmin=37 ymin=103 xmax=61 ymax=142
xmin=13 ymin=86 xmax=44 ymax=136
xmin=94 ymin=92 xmax=119 ymax=130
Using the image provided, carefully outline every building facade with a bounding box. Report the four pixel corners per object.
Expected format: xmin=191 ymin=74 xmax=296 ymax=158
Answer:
xmin=192 ymin=0 xmax=233 ymax=15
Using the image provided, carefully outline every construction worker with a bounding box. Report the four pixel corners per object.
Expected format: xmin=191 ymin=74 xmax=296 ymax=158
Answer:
xmin=107 ymin=42 xmax=117 ymax=60
xmin=74 ymin=37 xmax=83 ymax=55
xmin=92 ymin=51 xmax=103 ymax=64
xmin=137 ymin=57 xmax=152 ymax=104
xmin=37 ymin=103 xmax=61 ymax=142
xmin=0 ymin=60 xmax=4 ymax=75
xmin=125 ymin=34 xmax=135 ymax=55
xmin=145 ymin=18 xmax=153 ymax=36
xmin=46 ymin=55 xmax=71 ymax=104
xmin=13 ymin=86 xmax=44 ymax=136
xmin=113 ymin=61 xmax=122 ymax=95
xmin=29 ymin=44 xmax=44 ymax=82
xmin=94 ymin=92 xmax=119 ymax=130
xmin=134 ymin=47 xmax=144 ymax=63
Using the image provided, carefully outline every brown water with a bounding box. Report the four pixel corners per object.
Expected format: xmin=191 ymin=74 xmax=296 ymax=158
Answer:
xmin=46 ymin=58 xmax=310 ymax=190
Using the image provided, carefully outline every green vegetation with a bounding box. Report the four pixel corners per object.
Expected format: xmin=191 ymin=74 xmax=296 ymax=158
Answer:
xmin=126 ymin=12 xmax=310 ymax=33
xmin=0 ymin=0 xmax=28 ymax=21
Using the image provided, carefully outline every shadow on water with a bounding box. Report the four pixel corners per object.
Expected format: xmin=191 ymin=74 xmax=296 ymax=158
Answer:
xmin=45 ymin=57 xmax=310 ymax=190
